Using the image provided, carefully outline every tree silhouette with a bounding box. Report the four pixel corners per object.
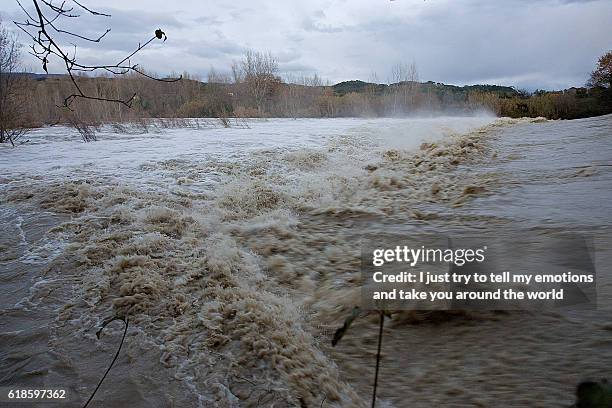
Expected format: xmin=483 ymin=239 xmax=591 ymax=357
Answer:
xmin=14 ymin=0 xmax=180 ymax=108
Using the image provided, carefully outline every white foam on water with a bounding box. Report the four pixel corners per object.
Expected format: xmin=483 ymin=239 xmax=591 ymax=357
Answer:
xmin=0 ymin=117 xmax=497 ymax=189
xmin=7 ymin=116 xmax=577 ymax=407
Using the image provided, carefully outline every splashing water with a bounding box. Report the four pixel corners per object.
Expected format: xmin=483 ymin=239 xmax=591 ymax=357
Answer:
xmin=1 ymin=115 xmax=611 ymax=407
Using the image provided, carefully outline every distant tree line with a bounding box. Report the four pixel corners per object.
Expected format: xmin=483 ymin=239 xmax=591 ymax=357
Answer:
xmin=2 ymin=24 xmax=612 ymax=138
xmin=18 ymin=67 xmax=610 ymax=125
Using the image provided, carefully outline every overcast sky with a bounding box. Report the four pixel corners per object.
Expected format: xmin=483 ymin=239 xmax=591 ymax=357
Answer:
xmin=3 ymin=0 xmax=611 ymax=90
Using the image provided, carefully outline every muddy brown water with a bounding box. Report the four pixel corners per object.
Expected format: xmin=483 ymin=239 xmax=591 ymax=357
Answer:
xmin=0 ymin=116 xmax=611 ymax=407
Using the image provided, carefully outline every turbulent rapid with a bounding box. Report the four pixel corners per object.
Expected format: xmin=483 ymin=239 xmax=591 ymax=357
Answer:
xmin=1 ymin=115 xmax=611 ymax=407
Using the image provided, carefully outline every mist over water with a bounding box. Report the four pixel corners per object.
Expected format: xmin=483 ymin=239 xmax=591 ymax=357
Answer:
xmin=370 ymin=114 xmax=496 ymax=150
xmin=1 ymin=115 xmax=611 ymax=407
xmin=0 ymin=116 xmax=495 ymax=180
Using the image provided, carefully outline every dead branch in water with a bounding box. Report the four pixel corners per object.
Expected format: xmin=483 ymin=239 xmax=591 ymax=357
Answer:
xmin=82 ymin=315 xmax=129 ymax=408
xmin=332 ymin=307 xmax=387 ymax=408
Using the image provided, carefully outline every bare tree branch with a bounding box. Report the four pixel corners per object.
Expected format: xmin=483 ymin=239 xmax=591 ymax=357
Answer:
xmin=13 ymin=0 xmax=180 ymax=108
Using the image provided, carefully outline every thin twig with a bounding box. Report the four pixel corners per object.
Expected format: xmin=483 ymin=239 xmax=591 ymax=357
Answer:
xmin=82 ymin=315 xmax=129 ymax=408
xmin=13 ymin=0 xmax=180 ymax=108
xmin=372 ymin=311 xmax=384 ymax=408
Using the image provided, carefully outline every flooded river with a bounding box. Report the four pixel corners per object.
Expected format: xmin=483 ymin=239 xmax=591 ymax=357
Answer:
xmin=1 ymin=115 xmax=610 ymax=407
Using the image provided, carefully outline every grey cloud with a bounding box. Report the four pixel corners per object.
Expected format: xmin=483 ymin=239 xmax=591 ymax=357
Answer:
xmin=184 ymin=38 xmax=245 ymax=60
xmin=301 ymin=9 xmax=346 ymax=33
xmin=9 ymin=5 xmax=184 ymax=53
xmin=276 ymin=49 xmax=301 ymax=63
xmin=280 ymin=62 xmax=319 ymax=74
xmin=301 ymin=16 xmax=343 ymax=33
xmin=319 ymin=0 xmax=611 ymax=89
xmin=3 ymin=0 xmax=611 ymax=90
xmin=193 ymin=16 xmax=223 ymax=26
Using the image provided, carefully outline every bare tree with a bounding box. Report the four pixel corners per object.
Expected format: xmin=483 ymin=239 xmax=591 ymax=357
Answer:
xmin=230 ymin=61 xmax=244 ymax=84
xmin=0 ymin=17 xmax=28 ymax=146
xmin=66 ymin=110 xmax=99 ymax=142
xmin=207 ymin=67 xmax=230 ymax=85
xmin=238 ymin=50 xmax=280 ymax=115
xmin=390 ymin=62 xmax=406 ymax=114
xmin=279 ymin=73 xmax=325 ymax=118
xmin=13 ymin=0 xmax=179 ymax=108
xmin=207 ymin=66 xmax=233 ymax=122
xmin=404 ymin=61 xmax=419 ymax=110
xmin=389 ymin=61 xmax=419 ymax=115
